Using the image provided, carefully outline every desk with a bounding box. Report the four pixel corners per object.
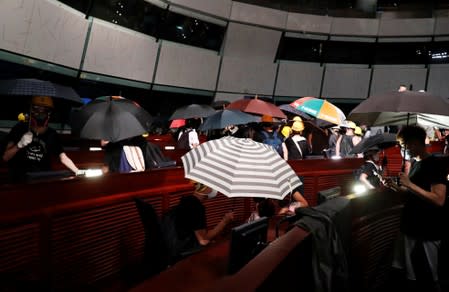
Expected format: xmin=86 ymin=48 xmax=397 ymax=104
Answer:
xmin=129 ymin=240 xmax=229 ymax=292
xmin=129 ymin=216 xmax=296 ymax=292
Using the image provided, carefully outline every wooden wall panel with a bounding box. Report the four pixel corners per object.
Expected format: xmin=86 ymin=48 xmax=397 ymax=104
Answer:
xmin=0 ymin=223 xmax=40 ymax=284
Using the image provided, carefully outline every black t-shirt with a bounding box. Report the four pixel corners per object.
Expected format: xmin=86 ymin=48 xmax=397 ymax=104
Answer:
xmin=175 ymin=195 xmax=207 ymax=241
xmin=5 ymin=122 xmax=64 ymax=181
xmin=401 ymin=155 xmax=448 ymax=240
xmin=359 ymin=161 xmax=381 ymax=188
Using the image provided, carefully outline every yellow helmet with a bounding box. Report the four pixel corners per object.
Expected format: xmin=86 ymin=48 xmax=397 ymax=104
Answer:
xmin=343 ymin=120 xmax=356 ymax=129
xmin=292 ymin=121 xmax=305 ymax=132
xmin=281 ymin=126 xmax=292 ymax=138
xmin=292 ymin=116 xmax=303 ymax=122
xmin=354 ymin=126 xmax=363 ymax=136
xmin=31 ymin=96 xmax=54 ymax=108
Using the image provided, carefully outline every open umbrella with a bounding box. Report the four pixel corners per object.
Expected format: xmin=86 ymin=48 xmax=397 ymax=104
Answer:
xmin=0 ymin=78 xmax=82 ymax=104
xmin=348 ymin=90 xmax=449 ymax=128
xmin=181 ymin=136 xmax=302 ymax=199
xmin=70 ymin=96 xmax=153 ymax=142
xmin=169 ymin=104 xmax=215 ymax=120
xmin=350 ymin=133 xmax=397 ymax=154
xmin=199 ymin=109 xmax=260 ymax=131
xmin=226 ymin=98 xmax=286 ymax=119
xmin=289 ymin=97 xmax=346 ymax=126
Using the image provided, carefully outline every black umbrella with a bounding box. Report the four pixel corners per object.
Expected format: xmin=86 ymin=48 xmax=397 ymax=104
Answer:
xmin=169 ymin=104 xmax=216 ymax=120
xmin=350 ymin=133 xmax=397 ymax=154
xmin=199 ymin=109 xmax=260 ymax=131
xmin=0 ymin=78 xmax=82 ymax=104
xmin=348 ymin=90 xmax=449 ymax=128
xmin=70 ymin=96 xmax=153 ymax=142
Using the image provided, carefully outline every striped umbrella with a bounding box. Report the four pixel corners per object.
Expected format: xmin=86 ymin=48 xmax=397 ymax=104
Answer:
xmin=290 ymin=97 xmax=346 ymax=126
xmin=181 ymin=136 xmax=302 ymax=199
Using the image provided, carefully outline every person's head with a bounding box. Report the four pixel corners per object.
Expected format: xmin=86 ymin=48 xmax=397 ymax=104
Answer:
xmin=291 ymin=117 xmax=305 ymax=134
xmin=30 ymin=96 xmax=54 ymax=128
xmin=261 ymin=115 xmax=274 ymax=129
xmin=193 ymin=182 xmax=218 ymax=200
xmin=396 ymin=125 xmax=427 ymax=158
xmin=354 ymin=126 xmax=363 ymax=136
xmin=363 ymin=147 xmax=380 ymax=162
xmin=342 ymin=121 xmax=356 ymax=134
xmin=281 ymin=125 xmax=292 ymax=138
xmin=186 ymin=118 xmax=201 ymax=130
xmin=256 ymin=198 xmax=275 ymax=218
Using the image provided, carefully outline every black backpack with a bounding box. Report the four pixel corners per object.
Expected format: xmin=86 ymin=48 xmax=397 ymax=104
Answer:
xmin=176 ymin=129 xmax=192 ymax=150
xmin=144 ymin=142 xmax=176 ymax=169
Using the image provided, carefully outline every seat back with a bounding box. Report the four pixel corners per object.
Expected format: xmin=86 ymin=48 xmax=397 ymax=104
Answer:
xmin=134 ymin=198 xmax=169 ymax=275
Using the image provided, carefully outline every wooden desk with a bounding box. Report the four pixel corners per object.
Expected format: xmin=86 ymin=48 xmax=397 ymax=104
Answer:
xmin=130 ymin=240 xmax=230 ymax=292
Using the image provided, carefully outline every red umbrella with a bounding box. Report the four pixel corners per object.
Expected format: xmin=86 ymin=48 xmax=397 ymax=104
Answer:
xmin=169 ymin=119 xmax=185 ymax=129
xmin=226 ymin=98 xmax=286 ymax=119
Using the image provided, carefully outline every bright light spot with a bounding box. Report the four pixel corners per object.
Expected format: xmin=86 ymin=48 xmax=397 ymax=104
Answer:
xmin=85 ymin=169 xmax=103 ymax=178
xmin=165 ymin=146 xmax=175 ymax=150
xmin=89 ymin=147 xmax=103 ymax=151
xmin=353 ymin=184 xmax=367 ymax=194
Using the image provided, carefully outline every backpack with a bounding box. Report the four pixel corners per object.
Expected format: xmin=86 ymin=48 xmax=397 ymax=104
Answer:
xmin=261 ymin=131 xmax=283 ymax=156
xmin=160 ymin=207 xmax=198 ymax=264
xmin=144 ymin=142 xmax=176 ymax=169
xmin=176 ymin=129 xmax=192 ymax=150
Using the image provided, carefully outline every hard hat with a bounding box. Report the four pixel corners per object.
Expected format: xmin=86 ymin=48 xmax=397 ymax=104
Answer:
xmin=281 ymin=126 xmax=292 ymax=138
xmin=261 ymin=115 xmax=273 ymax=123
xmin=31 ymin=96 xmax=54 ymax=108
xmin=354 ymin=126 xmax=363 ymax=136
xmin=292 ymin=116 xmax=303 ymax=122
xmin=342 ymin=120 xmax=356 ymax=129
xmin=292 ymin=121 xmax=305 ymax=132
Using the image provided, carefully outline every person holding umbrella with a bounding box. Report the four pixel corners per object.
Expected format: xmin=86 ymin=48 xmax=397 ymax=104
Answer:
xmin=2 ymin=96 xmax=81 ymax=182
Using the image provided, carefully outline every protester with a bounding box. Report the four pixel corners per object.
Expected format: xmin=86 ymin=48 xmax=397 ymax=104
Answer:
xmin=2 ymin=96 xmax=81 ymax=182
xmin=354 ymin=146 xmax=383 ymax=190
xmin=390 ymin=125 xmax=447 ymax=291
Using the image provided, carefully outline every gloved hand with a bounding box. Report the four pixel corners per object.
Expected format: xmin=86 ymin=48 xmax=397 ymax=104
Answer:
xmin=17 ymin=132 xmax=33 ymax=148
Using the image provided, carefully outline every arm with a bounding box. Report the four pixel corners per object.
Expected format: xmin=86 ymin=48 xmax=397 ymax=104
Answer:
xmin=359 ymin=173 xmax=375 ymax=189
xmin=59 ymin=152 xmax=79 ymax=174
xmin=2 ymin=142 xmax=20 ymax=162
xmin=399 ymin=172 xmax=447 ymax=207
xmin=292 ymin=190 xmax=309 ymax=207
xmin=335 ymin=135 xmax=343 ymax=157
xmin=194 ymin=211 xmax=234 ymax=246
xmin=282 ymin=142 xmax=288 ymax=160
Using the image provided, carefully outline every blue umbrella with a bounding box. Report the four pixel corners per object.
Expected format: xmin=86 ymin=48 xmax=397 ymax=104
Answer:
xmin=0 ymin=78 xmax=82 ymax=104
xmin=199 ymin=109 xmax=260 ymax=131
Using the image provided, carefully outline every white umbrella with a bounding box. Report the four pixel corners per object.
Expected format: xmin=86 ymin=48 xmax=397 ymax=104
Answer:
xmin=181 ymin=136 xmax=301 ymax=199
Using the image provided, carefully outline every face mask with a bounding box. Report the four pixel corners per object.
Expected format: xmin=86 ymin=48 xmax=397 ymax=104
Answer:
xmin=31 ymin=112 xmax=50 ymax=127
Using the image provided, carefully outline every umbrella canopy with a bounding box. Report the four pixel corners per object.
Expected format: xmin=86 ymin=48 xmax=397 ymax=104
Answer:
xmin=0 ymin=78 xmax=82 ymax=104
xmin=350 ymin=133 xmax=397 ymax=154
xmin=226 ymin=98 xmax=286 ymax=119
xmin=199 ymin=109 xmax=260 ymax=131
xmin=348 ymin=90 xmax=449 ymax=127
xmin=289 ymin=97 xmax=346 ymax=126
xmin=169 ymin=104 xmax=215 ymax=120
xmin=181 ymin=136 xmax=302 ymax=199
xmin=70 ymin=96 xmax=153 ymax=142
xmin=169 ymin=119 xmax=186 ymax=129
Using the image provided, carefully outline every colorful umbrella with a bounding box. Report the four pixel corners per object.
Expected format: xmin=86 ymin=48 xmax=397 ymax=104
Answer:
xmin=181 ymin=136 xmax=301 ymax=199
xmin=290 ymin=97 xmax=346 ymax=126
xmin=226 ymin=98 xmax=286 ymax=119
